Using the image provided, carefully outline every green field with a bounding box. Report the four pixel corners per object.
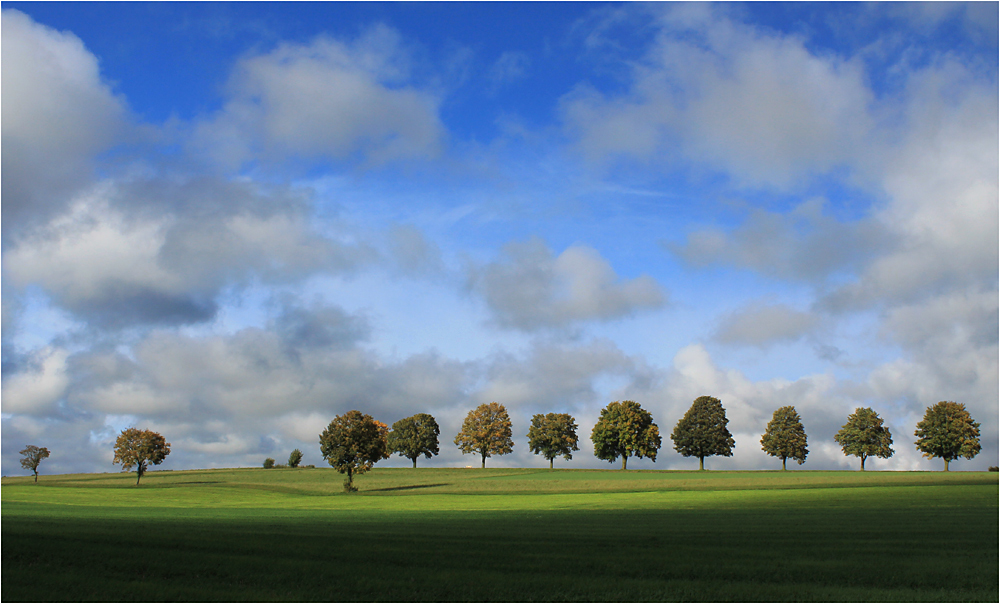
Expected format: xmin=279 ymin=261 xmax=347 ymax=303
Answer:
xmin=2 ymin=468 xmax=997 ymax=602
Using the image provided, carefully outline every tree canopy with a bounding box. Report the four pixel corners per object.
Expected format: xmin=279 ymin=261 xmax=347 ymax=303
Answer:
xmin=319 ymin=410 xmax=389 ymax=491
xmin=760 ymin=406 xmax=808 ymax=470
xmin=834 ymin=407 xmax=894 ymax=470
xmin=527 ymin=413 xmax=580 ymax=469
xmin=914 ymin=401 xmax=981 ymax=471
xmin=19 ymin=445 xmax=50 ymax=483
xmin=591 ymin=400 xmax=661 ymax=470
xmin=287 ymin=449 xmax=303 ymax=468
xmin=112 ymin=428 xmax=171 ymax=485
xmin=670 ymin=396 xmax=735 ymax=470
xmin=454 ymin=402 xmax=514 ymax=468
xmin=388 ymin=413 xmax=441 ymax=468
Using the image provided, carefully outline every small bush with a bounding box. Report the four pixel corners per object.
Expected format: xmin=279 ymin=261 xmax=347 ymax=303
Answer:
xmin=303 ymin=464 xmax=315 ymax=469
xmin=343 ymin=477 xmax=357 ymax=493
xmin=263 ymin=458 xmax=275 ymax=469
xmin=988 ymin=466 xmax=998 ymax=472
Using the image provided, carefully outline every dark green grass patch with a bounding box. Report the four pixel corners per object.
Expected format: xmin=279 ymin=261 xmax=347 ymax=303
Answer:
xmin=3 ymin=469 xmax=997 ymax=601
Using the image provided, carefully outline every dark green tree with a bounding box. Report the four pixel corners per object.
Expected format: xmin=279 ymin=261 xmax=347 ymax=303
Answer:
xmin=834 ymin=407 xmax=894 ymax=471
xmin=671 ymin=396 xmax=735 ymax=471
xmin=263 ymin=457 xmax=276 ymax=469
xmin=287 ymin=449 xmax=303 ymax=468
xmin=112 ymin=428 xmax=171 ymax=485
xmin=454 ymin=402 xmax=514 ymax=468
xmin=19 ymin=445 xmax=50 ymax=483
xmin=760 ymin=406 xmax=808 ymax=470
xmin=319 ymin=410 xmax=390 ymax=492
xmin=527 ymin=413 xmax=580 ymax=469
xmin=388 ymin=413 xmax=441 ymax=468
xmin=914 ymin=401 xmax=981 ymax=471
xmin=591 ymin=401 xmax=661 ymax=470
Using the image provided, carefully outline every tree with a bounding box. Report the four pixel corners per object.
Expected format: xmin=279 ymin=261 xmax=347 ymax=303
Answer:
xmin=527 ymin=413 xmax=580 ymax=469
xmin=834 ymin=407 xmax=894 ymax=470
xmin=112 ymin=428 xmax=171 ymax=486
xmin=670 ymin=396 xmax=735 ymax=471
xmin=914 ymin=401 xmax=981 ymax=471
xmin=760 ymin=406 xmax=808 ymax=470
xmin=591 ymin=400 xmax=661 ymax=470
xmin=319 ymin=410 xmax=389 ymax=492
xmin=19 ymin=445 xmax=50 ymax=483
xmin=454 ymin=402 xmax=514 ymax=468
xmin=388 ymin=413 xmax=441 ymax=468
xmin=263 ymin=457 xmax=276 ymax=469
xmin=288 ymin=449 xmax=303 ymax=468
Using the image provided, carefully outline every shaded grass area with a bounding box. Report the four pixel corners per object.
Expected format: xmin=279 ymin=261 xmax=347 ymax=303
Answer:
xmin=3 ymin=469 xmax=997 ymax=602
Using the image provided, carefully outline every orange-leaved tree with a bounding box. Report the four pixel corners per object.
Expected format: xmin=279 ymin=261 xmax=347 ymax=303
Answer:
xmin=112 ymin=428 xmax=170 ymax=485
xmin=319 ymin=410 xmax=389 ymax=492
xmin=454 ymin=402 xmax=513 ymax=468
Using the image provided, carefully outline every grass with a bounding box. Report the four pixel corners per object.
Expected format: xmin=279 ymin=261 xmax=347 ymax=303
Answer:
xmin=2 ymin=467 xmax=997 ymax=601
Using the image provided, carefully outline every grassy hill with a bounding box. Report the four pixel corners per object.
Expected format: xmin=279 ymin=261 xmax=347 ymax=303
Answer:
xmin=3 ymin=468 xmax=997 ymax=601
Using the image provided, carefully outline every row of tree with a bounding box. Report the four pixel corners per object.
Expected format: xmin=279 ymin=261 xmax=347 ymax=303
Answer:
xmin=17 ymin=399 xmax=981 ymax=487
xmin=316 ymin=398 xmax=982 ymax=490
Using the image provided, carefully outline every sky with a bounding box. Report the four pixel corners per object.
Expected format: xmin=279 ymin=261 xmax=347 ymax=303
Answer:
xmin=2 ymin=1 xmax=997 ymax=476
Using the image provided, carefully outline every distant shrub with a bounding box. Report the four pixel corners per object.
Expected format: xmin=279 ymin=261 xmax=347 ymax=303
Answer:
xmin=288 ymin=449 xmax=303 ymax=468
xmin=989 ymin=466 xmax=998 ymax=472
xmin=263 ymin=458 xmax=275 ymax=469
xmin=303 ymin=464 xmax=315 ymax=469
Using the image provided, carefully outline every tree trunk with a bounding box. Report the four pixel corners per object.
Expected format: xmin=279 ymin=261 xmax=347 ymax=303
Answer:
xmin=860 ymin=456 xmax=866 ymax=471
xmin=944 ymin=458 xmax=950 ymax=472
xmin=481 ymin=452 xmax=486 ymax=469
xmin=782 ymin=457 xmax=787 ymax=471
xmin=549 ymin=458 xmax=554 ymax=470
xmin=621 ymin=457 xmax=627 ymax=470
xmin=412 ymin=458 xmax=417 ymax=469
xmin=34 ymin=471 xmax=38 ymax=483
xmin=699 ymin=456 xmax=704 ymax=471
xmin=136 ymin=462 xmax=145 ymax=486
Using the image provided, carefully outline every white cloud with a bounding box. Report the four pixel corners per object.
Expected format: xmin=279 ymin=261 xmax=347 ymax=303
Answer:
xmin=3 ymin=179 xmax=372 ymax=328
xmin=714 ymin=302 xmax=820 ymax=347
xmin=561 ymin=6 xmax=874 ymax=188
xmin=1 ymin=9 xmax=129 ymax=236
xmin=468 ymin=237 xmax=666 ymax=331
xmin=0 ymin=347 xmax=70 ymax=415
xmin=671 ymin=198 xmax=888 ymax=283
xmin=193 ymin=25 xmax=444 ymax=168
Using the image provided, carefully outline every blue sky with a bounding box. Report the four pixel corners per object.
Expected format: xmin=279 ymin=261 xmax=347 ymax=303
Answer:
xmin=2 ymin=2 xmax=997 ymax=475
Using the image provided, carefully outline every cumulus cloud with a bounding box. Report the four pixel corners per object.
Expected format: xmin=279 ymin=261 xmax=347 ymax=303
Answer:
xmin=385 ymin=224 xmax=445 ymax=276
xmin=193 ymin=25 xmax=444 ymax=168
xmin=3 ymin=178 xmax=373 ymax=328
xmin=1 ymin=9 xmax=130 ymax=238
xmin=714 ymin=302 xmax=820 ymax=347
xmin=561 ymin=4 xmax=874 ymax=188
xmin=0 ymin=347 xmax=71 ymax=415
xmin=670 ymin=198 xmax=888 ymax=283
xmin=824 ymin=61 xmax=998 ymax=310
xmin=468 ymin=237 xmax=667 ymax=331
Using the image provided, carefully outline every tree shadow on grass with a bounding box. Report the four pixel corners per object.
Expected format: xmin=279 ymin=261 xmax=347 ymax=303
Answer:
xmin=368 ymin=483 xmax=450 ymax=492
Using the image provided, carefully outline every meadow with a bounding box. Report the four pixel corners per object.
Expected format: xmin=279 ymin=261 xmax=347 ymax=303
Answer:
xmin=2 ymin=467 xmax=997 ymax=602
